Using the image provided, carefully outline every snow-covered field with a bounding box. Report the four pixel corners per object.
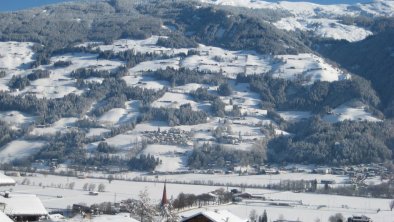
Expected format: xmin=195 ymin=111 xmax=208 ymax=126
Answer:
xmin=0 ymin=110 xmax=36 ymax=129
xmin=271 ymin=54 xmax=350 ymax=84
xmin=141 ymin=172 xmax=350 ymax=187
xmin=151 ymin=92 xmax=200 ymax=110
xmin=142 ymin=144 xmax=190 ymax=172
xmin=25 ymin=53 xmax=122 ymax=99
xmin=80 ymin=36 xmax=189 ymax=56
xmin=30 ymin=117 xmax=79 ymax=136
xmin=0 ymin=42 xmax=34 ymax=70
xmin=274 ymin=17 xmax=372 ymax=42
xmin=323 ymin=103 xmax=381 ymax=123
xmin=7 ymin=173 xmax=394 ymax=222
xmin=0 ymin=140 xmax=45 ymax=163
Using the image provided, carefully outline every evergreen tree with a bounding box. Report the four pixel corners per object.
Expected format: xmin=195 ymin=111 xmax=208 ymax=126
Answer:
xmin=262 ymin=210 xmax=268 ymax=222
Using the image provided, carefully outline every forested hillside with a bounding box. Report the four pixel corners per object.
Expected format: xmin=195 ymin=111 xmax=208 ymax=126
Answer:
xmin=0 ymin=0 xmax=393 ymax=170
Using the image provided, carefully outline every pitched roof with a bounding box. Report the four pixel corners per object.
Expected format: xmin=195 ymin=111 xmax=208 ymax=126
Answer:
xmin=0 ymin=173 xmax=15 ymax=186
xmin=0 ymin=211 xmax=13 ymax=222
xmin=1 ymin=194 xmax=48 ymax=216
xmin=181 ymin=210 xmax=248 ymax=222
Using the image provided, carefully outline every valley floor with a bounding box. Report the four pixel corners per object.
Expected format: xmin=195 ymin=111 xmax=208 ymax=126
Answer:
xmin=6 ymin=172 xmax=394 ymax=222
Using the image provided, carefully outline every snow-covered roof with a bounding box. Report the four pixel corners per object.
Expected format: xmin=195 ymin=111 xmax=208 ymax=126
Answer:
xmin=181 ymin=210 xmax=247 ymax=222
xmin=66 ymin=213 xmax=140 ymax=222
xmin=0 ymin=173 xmax=16 ymax=186
xmin=1 ymin=194 xmax=48 ymax=216
xmin=0 ymin=211 xmax=13 ymax=222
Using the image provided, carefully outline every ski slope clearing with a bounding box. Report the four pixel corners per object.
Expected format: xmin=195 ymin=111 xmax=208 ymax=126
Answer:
xmin=278 ymin=111 xmax=312 ymax=121
xmin=0 ymin=41 xmax=34 ymax=70
xmin=0 ymin=140 xmax=45 ymax=163
xmin=30 ymin=117 xmax=78 ymax=136
xmin=98 ymin=101 xmax=140 ymax=126
xmin=323 ymin=104 xmax=381 ymax=123
xmin=123 ymin=75 xmax=169 ymax=90
xmin=98 ymin=108 xmax=127 ymax=125
xmin=102 ymin=133 xmax=142 ymax=151
xmin=142 ymin=144 xmax=190 ymax=172
xmin=151 ymin=92 xmax=200 ymax=110
xmin=0 ymin=111 xmax=36 ymax=129
xmin=271 ymin=54 xmax=350 ymax=84
xmin=86 ymin=128 xmax=110 ymax=138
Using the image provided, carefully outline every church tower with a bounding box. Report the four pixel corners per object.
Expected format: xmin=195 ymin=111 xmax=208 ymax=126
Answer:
xmin=161 ymin=181 xmax=169 ymax=206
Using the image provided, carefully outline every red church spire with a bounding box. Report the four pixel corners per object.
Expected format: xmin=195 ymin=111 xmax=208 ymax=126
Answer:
xmin=161 ymin=181 xmax=169 ymax=206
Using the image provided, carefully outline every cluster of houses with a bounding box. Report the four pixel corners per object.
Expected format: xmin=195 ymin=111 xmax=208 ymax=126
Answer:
xmin=310 ymin=164 xmax=391 ymax=185
xmin=143 ymin=128 xmax=192 ymax=146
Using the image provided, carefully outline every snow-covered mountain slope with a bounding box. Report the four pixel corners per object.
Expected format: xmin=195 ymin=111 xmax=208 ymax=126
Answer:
xmin=274 ymin=17 xmax=373 ymax=42
xmin=201 ymin=0 xmax=394 ymax=17
xmin=200 ymin=0 xmax=394 ymax=42
xmin=0 ymin=42 xmax=34 ymax=70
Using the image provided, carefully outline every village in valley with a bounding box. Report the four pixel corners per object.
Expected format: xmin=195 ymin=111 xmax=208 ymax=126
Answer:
xmin=1 ymin=160 xmax=393 ymax=222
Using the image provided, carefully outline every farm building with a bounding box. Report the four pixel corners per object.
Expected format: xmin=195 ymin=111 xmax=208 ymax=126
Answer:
xmin=0 ymin=173 xmax=16 ymax=186
xmin=0 ymin=211 xmax=13 ymax=222
xmin=1 ymin=194 xmax=48 ymax=221
xmin=181 ymin=210 xmax=247 ymax=222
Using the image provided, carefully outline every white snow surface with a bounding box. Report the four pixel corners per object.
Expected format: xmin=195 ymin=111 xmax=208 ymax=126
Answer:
xmin=1 ymin=194 xmax=48 ymax=216
xmin=0 ymin=42 xmax=34 ymax=70
xmin=9 ymin=173 xmax=394 ymax=222
xmin=0 ymin=111 xmax=35 ymax=129
xmin=82 ymin=36 xmax=189 ymax=55
xmin=323 ymin=104 xmax=381 ymax=123
xmin=0 ymin=172 xmax=16 ymax=186
xmin=200 ymin=0 xmax=394 ymax=17
xmin=0 ymin=140 xmax=45 ymax=163
xmin=30 ymin=118 xmax=79 ymax=136
xmin=142 ymin=144 xmax=189 ymax=172
xmin=57 ymin=213 xmax=139 ymax=222
xmin=199 ymin=0 xmax=394 ymax=42
xmin=182 ymin=210 xmax=247 ymax=222
xmin=271 ymin=53 xmax=350 ymax=84
xmin=0 ymin=212 xmax=13 ymax=222
xmin=274 ymin=17 xmax=372 ymax=42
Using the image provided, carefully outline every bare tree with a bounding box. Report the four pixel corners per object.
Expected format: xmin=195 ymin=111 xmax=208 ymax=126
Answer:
xmin=390 ymin=199 xmax=394 ymax=211
xmin=88 ymin=183 xmax=96 ymax=191
xmin=98 ymin=183 xmax=106 ymax=192
xmin=329 ymin=213 xmax=345 ymax=222
xmin=129 ymin=188 xmax=157 ymax=222
xmin=83 ymin=183 xmax=89 ymax=191
xmin=108 ymin=175 xmax=114 ymax=184
xmin=69 ymin=182 xmax=75 ymax=190
xmin=249 ymin=209 xmax=257 ymax=222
